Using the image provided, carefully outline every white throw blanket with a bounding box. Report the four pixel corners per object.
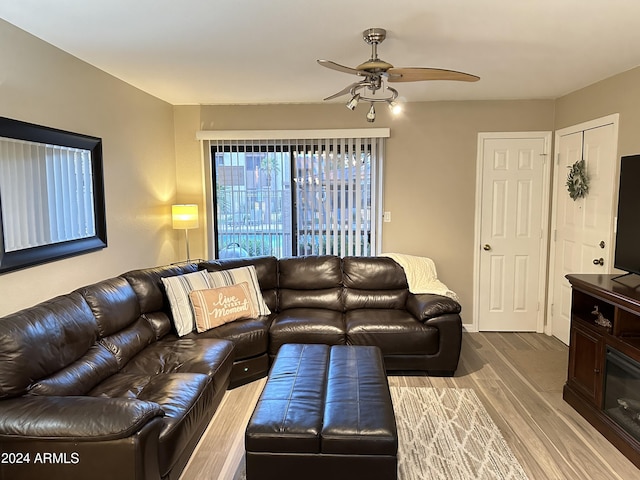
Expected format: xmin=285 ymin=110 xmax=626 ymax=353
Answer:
xmin=380 ymin=253 xmax=459 ymax=301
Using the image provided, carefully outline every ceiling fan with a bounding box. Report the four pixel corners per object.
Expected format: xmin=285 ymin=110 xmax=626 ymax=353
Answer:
xmin=318 ymin=28 xmax=480 ymax=121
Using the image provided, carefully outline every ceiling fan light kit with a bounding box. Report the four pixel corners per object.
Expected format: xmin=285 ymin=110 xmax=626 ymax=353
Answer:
xmin=318 ymin=28 xmax=479 ymax=122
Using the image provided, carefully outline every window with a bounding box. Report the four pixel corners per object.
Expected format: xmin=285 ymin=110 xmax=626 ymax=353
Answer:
xmin=201 ymin=130 xmax=387 ymax=259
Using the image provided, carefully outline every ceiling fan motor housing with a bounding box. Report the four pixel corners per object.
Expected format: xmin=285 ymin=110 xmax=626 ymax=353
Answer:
xmin=363 ymin=28 xmax=387 ymax=45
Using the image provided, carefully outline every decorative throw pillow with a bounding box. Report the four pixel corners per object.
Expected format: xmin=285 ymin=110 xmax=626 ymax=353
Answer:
xmin=161 ymin=270 xmax=212 ymax=336
xmin=207 ymin=266 xmax=271 ymax=316
xmin=189 ymin=282 xmax=258 ymax=332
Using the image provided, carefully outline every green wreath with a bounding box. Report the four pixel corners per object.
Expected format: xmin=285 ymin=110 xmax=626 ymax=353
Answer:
xmin=566 ymin=159 xmax=589 ymax=200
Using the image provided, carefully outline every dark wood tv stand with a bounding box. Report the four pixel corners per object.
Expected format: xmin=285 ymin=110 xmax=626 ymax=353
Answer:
xmin=565 ymin=273 xmax=640 ymax=468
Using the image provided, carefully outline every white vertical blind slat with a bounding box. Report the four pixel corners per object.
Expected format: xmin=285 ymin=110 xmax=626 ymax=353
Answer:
xmin=323 ymin=139 xmax=331 ymax=255
xmin=331 ymin=138 xmax=339 ymax=255
xmin=339 ymin=137 xmax=347 ymax=256
xmin=369 ymin=138 xmax=377 ymax=255
xmin=354 ymin=137 xmax=362 ymax=256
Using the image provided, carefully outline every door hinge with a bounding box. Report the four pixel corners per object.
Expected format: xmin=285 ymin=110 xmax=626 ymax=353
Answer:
xmin=550 ymin=303 xmax=554 ymax=315
xmin=553 ymin=229 xmax=557 ymax=242
xmin=556 ymin=153 xmax=560 ymax=165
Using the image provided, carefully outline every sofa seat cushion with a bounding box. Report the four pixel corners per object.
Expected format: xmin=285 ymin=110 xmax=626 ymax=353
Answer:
xmin=192 ymin=316 xmax=271 ymax=360
xmin=90 ymin=372 xmax=214 ymax=476
xmin=269 ymin=309 xmax=346 ymax=356
xmin=345 ymin=309 xmax=439 ymax=355
xmin=0 ymin=395 xmax=164 ymax=440
xmin=119 ymin=337 xmax=234 ymax=394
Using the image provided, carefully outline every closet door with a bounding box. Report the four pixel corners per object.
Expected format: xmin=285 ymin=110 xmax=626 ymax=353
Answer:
xmin=548 ymin=117 xmax=618 ymax=344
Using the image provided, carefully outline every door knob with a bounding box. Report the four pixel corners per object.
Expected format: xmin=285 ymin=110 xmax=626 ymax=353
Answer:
xmin=483 ymin=244 xmax=491 ymax=251
xmin=593 ymin=258 xmax=604 ymax=266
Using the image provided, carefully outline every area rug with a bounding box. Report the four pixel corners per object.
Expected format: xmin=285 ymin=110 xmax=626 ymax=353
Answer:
xmin=391 ymin=387 xmax=528 ymax=480
xmin=233 ymin=387 xmax=528 ymax=480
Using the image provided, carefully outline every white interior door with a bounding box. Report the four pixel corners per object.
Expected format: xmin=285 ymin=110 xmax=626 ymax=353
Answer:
xmin=548 ymin=116 xmax=619 ymax=344
xmin=475 ymin=133 xmax=550 ymax=332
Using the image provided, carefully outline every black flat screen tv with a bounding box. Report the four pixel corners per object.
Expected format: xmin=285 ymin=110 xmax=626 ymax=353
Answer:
xmin=614 ymin=154 xmax=640 ymax=275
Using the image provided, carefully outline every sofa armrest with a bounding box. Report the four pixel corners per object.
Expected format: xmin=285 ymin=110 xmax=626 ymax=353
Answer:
xmin=406 ymin=293 xmax=461 ymax=322
xmin=0 ymin=396 xmax=164 ymax=440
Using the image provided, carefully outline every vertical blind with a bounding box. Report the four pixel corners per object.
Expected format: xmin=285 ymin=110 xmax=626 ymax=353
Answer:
xmin=203 ymin=130 xmax=387 ymax=258
xmin=0 ymin=137 xmax=95 ymax=252
xmin=292 ymin=137 xmax=381 ymax=256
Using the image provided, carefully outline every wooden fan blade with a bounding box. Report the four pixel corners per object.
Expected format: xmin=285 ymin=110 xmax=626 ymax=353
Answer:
xmin=317 ymin=59 xmax=365 ymax=76
xmin=323 ymin=81 xmax=365 ymax=101
xmin=387 ymin=67 xmax=480 ymax=83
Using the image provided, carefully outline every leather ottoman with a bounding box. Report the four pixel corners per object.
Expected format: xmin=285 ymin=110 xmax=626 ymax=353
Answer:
xmin=245 ymin=343 xmax=397 ymax=480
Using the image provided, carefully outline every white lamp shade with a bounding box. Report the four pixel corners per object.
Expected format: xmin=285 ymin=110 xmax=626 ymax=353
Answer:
xmin=172 ymin=204 xmax=199 ymax=229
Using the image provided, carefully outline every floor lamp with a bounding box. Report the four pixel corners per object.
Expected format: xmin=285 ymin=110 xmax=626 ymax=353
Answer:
xmin=172 ymin=204 xmax=199 ymax=262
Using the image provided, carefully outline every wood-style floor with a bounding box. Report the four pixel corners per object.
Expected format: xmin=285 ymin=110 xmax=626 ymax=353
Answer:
xmin=179 ymin=333 xmax=640 ymax=479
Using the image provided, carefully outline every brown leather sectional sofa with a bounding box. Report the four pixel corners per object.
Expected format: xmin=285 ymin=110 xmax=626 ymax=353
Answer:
xmin=0 ymin=255 xmax=462 ymax=480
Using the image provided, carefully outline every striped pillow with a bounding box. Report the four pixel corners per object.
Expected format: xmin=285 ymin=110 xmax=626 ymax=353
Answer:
xmin=161 ymin=270 xmax=212 ymax=336
xmin=207 ymin=266 xmax=270 ymax=316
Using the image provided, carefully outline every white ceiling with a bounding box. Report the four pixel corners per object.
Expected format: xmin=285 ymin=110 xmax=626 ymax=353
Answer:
xmin=2 ymin=0 xmax=640 ymax=106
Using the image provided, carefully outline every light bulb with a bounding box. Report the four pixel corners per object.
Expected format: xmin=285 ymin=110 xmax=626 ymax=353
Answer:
xmin=366 ymin=104 xmax=376 ymax=122
xmin=388 ymin=101 xmax=402 ymax=115
xmin=346 ymin=94 xmax=360 ymax=110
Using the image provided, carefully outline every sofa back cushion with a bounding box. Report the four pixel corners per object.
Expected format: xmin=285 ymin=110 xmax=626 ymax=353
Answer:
xmin=201 ymin=256 xmax=278 ymax=312
xmin=99 ymin=318 xmax=156 ymax=368
xmin=77 ymin=277 xmax=142 ymax=337
xmin=121 ymin=263 xmax=199 ymax=314
xmin=142 ymin=312 xmax=173 ymax=340
xmin=78 ymin=277 xmax=155 ymax=368
xmin=342 ymin=256 xmax=409 ymax=310
xmin=278 ymin=256 xmax=343 ymax=311
xmin=0 ymin=293 xmax=99 ymax=398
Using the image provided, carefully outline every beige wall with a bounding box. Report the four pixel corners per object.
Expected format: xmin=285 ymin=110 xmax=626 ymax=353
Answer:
xmin=10 ymin=14 xmax=636 ymax=325
xmin=173 ymin=105 xmax=203 ymax=260
xmin=555 ymin=66 xmax=640 ymax=157
xmin=0 ymin=20 xmax=178 ymax=316
xmin=175 ymin=100 xmax=555 ymax=323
